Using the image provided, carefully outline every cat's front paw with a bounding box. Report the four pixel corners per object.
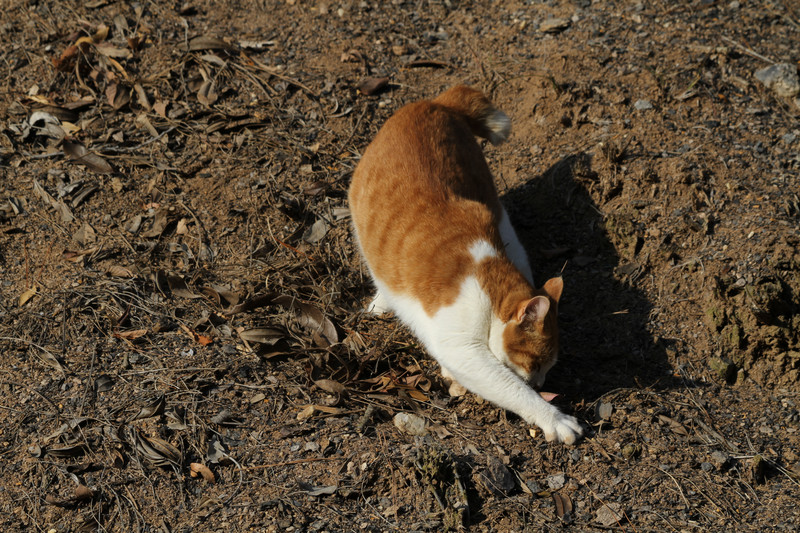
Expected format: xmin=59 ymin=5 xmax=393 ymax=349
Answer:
xmin=540 ymin=411 xmax=583 ymax=445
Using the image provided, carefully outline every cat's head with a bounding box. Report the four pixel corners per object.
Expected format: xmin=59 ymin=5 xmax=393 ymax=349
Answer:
xmin=494 ymin=277 xmax=563 ymax=388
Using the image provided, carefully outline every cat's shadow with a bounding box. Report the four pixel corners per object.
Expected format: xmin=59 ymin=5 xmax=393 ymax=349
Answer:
xmin=502 ymin=153 xmax=679 ymax=405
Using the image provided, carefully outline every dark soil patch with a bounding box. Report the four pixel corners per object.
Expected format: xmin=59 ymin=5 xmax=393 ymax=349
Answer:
xmin=2 ymin=1 xmax=799 ymax=531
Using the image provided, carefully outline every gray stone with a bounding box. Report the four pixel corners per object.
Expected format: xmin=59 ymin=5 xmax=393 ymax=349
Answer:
xmin=546 ymin=473 xmax=566 ymax=490
xmin=485 ymin=456 xmax=516 ymax=496
xmin=710 ymin=450 xmax=729 ymax=468
xmin=754 ymin=63 xmax=800 ymax=98
xmin=393 ymin=413 xmax=428 ymax=436
xmin=634 ymin=99 xmax=653 ymax=111
xmin=595 ymin=502 xmax=624 ymax=527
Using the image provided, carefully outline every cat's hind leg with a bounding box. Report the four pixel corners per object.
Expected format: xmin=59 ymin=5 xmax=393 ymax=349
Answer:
xmin=366 ymin=291 xmax=391 ymax=314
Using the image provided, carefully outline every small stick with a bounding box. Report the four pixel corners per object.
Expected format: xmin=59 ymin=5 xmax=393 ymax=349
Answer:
xmin=237 ymin=456 xmax=344 ymax=472
xmin=720 ymin=36 xmax=774 ymax=64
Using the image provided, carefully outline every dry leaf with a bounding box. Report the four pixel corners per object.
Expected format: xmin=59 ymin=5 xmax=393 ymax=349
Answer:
xmin=176 ymin=218 xmax=189 ymax=235
xmin=179 ymin=321 xmax=213 ymax=346
xmin=341 ymin=49 xmax=363 ymax=63
xmin=190 ymin=463 xmax=216 ymax=483
xmin=105 ymin=82 xmax=131 ymax=110
xmin=314 ymin=379 xmax=346 ymax=395
xmin=18 ymin=286 xmax=37 ymax=306
xmin=167 ymin=275 xmax=200 ymax=298
xmin=552 ymin=492 xmax=573 ymax=520
xmin=197 ymin=79 xmax=218 ymax=105
xmin=185 ymin=35 xmax=233 ymax=52
xmin=62 ymin=141 xmax=113 ymax=174
xmin=297 ymin=405 xmax=316 ymax=420
xmin=196 ymin=334 xmax=213 ymax=346
xmin=96 ymin=42 xmax=132 ymax=59
xmin=107 ymin=265 xmax=135 ymax=278
xmin=115 ymin=329 xmax=148 ymax=340
xmin=73 ymin=222 xmax=96 ymax=246
xmin=238 ymin=327 xmax=286 ymax=345
xmin=226 ymin=292 xmax=279 ymax=314
xmin=273 ymin=295 xmax=339 ymax=346
xmin=303 ymin=218 xmax=328 ymax=243
xmin=92 ymin=24 xmax=109 ymax=43
xmin=357 ymin=77 xmax=390 ymax=96
xmin=136 ymin=432 xmax=181 ymax=466
xmin=200 ymin=285 xmax=239 ymax=308
xmin=152 ymin=101 xmax=168 ymax=118
xmin=408 ymin=390 xmax=429 ymax=402
xmin=73 ymin=484 xmax=95 ymax=501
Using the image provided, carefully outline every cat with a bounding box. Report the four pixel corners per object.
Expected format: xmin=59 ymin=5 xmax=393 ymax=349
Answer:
xmin=348 ymin=85 xmax=582 ymax=444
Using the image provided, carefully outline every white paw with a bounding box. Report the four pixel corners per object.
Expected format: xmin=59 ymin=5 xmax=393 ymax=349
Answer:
xmin=540 ymin=411 xmax=583 ymax=445
xmin=366 ymin=292 xmax=390 ymax=314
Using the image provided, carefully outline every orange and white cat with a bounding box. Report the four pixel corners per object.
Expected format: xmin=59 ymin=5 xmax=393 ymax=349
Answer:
xmin=348 ymin=86 xmax=582 ymax=444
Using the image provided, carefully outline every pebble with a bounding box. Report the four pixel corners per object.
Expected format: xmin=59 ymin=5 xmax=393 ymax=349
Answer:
xmin=595 ymin=502 xmax=624 ymax=527
xmin=393 ymin=413 xmax=428 ymax=436
xmin=546 ymin=473 xmax=566 ymax=490
xmin=710 ymin=450 xmax=729 ymax=468
xmin=485 ymin=456 xmax=516 ymax=496
xmin=754 ymin=63 xmax=800 ymax=98
xmin=539 ymin=17 xmax=571 ymax=34
xmin=634 ymin=99 xmax=653 ymax=111
xmin=526 ymin=480 xmax=543 ymax=493
xmin=782 ymin=132 xmax=797 ymax=145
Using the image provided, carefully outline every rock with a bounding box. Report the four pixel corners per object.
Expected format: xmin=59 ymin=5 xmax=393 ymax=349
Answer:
xmin=597 ymin=401 xmax=613 ymax=420
xmin=546 ymin=473 xmax=566 ymax=490
xmin=782 ymin=132 xmax=797 ymax=145
xmin=701 ymin=462 xmax=714 ymax=472
xmin=484 ymin=456 xmax=516 ymax=496
xmin=710 ymin=450 xmax=729 ymax=469
xmin=539 ymin=17 xmax=571 ymax=34
xmin=754 ymin=63 xmax=800 ymax=98
xmin=634 ymin=99 xmax=653 ymax=111
xmin=595 ymin=502 xmax=624 ymax=527
xmin=393 ymin=413 xmax=428 ymax=436
xmin=526 ymin=480 xmax=543 ymax=494
xmin=709 ymin=357 xmax=736 ymax=382
xmin=621 ymin=443 xmax=641 ymax=460
xmin=749 ymin=455 xmax=766 ymax=484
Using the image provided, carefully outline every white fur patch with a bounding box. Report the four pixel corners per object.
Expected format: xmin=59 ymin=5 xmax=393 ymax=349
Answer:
xmin=369 ymin=274 xmax=581 ymax=444
xmin=468 ymin=239 xmax=498 ymax=263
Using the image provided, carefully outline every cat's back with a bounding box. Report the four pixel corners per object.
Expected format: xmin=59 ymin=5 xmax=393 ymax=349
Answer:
xmin=349 ymin=86 xmax=511 ymax=313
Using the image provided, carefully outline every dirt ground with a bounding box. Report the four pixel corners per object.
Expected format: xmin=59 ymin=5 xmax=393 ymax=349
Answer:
xmin=2 ymin=0 xmax=799 ymax=531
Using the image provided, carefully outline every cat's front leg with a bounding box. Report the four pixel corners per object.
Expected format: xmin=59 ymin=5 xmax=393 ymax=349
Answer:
xmin=433 ymin=341 xmax=582 ymax=444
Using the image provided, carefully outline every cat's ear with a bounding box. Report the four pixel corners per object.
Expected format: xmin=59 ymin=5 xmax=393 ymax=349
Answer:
xmin=516 ymin=296 xmax=550 ymax=324
xmin=543 ymin=277 xmax=563 ymax=303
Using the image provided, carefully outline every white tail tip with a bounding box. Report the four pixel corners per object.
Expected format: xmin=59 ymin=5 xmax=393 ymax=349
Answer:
xmin=486 ymin=110 xmax=512 ymax=145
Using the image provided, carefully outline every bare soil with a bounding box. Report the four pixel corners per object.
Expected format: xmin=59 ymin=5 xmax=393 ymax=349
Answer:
xmin=2 ymin=0 xmax=799 ymax=531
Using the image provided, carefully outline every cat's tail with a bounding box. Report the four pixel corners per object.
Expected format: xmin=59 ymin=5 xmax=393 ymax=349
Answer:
xmin=433 ymin=85 xmax=512 ymax=146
